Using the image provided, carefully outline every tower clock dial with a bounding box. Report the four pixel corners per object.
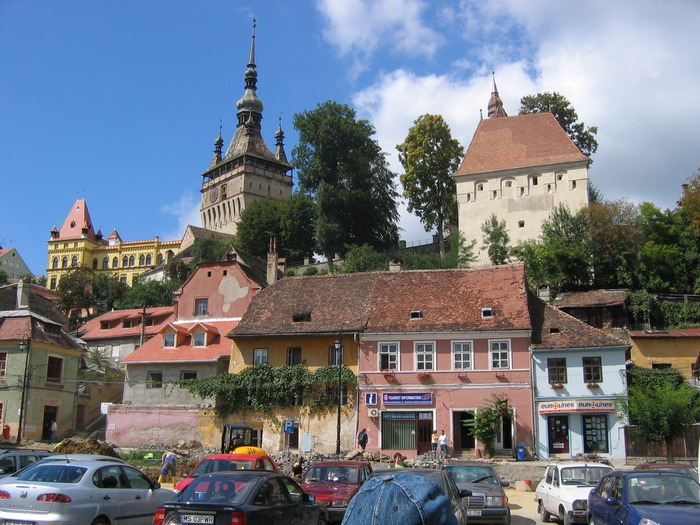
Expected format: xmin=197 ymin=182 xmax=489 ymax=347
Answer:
xmin=209 ymin=187 xmax=219 ymax=203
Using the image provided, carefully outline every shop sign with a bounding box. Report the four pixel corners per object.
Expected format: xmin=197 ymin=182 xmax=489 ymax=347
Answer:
xmin=538 ymin=399 xmax=616 ymax=413
xmin=382 ymin=392 xmax=433 ymax=405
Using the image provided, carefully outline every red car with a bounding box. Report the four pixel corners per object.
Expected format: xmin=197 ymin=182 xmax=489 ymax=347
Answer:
xmin=300 ymin=460 xmax=373 ymax=523
xmin=174 ymin=453 xmax=280 ymax=493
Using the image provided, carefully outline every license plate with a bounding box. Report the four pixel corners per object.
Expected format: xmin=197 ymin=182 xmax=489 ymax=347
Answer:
xmin=467 ymin=510 xmax=482 ymax=516
xmin=181 ymin=515 xmax=214 ymax=524
xmin=3 ymin=521 xmax=35 ymax=525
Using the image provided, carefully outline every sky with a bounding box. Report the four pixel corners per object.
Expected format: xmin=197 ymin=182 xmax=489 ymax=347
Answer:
xmin=2 ymin=0 xmax=699 ymax=276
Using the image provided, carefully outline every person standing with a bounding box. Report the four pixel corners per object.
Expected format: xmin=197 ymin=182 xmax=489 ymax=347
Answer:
xmin=431 ymin=430 xmax=438 ymax=452
xmin=438 ymin=430 xmax=448 ymax=456
xmin=49 ymin=420 xmax=57 ymax=443
xmin=357 ymin=428 xmax=368 ymax=452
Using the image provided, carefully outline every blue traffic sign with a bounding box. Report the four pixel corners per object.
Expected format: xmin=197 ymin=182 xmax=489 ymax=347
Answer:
xmin=283 ymin=419 xmax=295 ymax=434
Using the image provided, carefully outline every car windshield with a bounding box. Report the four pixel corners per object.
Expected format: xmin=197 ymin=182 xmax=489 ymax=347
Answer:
xmin=16 ymin=464 xmax=87 ymax=483
xmin=627 ymin=475 xmax=700 ymax=505
xmin=304 ymin=466 xmax=358 ymax=484
xmin=444 ymin=466 xmax=498 ymax=485
xmin=561 ymin=466 xmax=612 ymax=485
xmin=180 ymin=476 xmax=256 ymax=504
xmin=191 ymin=459 xmax=245 ymax=477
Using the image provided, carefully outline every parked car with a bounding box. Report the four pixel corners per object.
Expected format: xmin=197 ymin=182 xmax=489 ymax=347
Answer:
xmin=300 ymin=460 xmax=373 ymax=522
xmin=369 ymin=468 xmax=470 ymax=525
xmin=0 ymin=458 xmax=173 ymax=524
xmin=0 ymin=448 xmax=53 ymax=478
xmin=634 ymin=462 xmax=699 ymax=481
xmin=535 ymin=461 xmax=614 ymax=524
xmin=442 ymin=460 xmax=511 ymax=524
xmin=154 ymin=470 xmax=327 ymax=525
xmin=174 ymin=453 xmax=280 ymax=493
xmin=588 ymin=470 xmax=700 ymax=524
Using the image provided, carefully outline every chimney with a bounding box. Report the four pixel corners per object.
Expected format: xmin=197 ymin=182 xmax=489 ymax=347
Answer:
xmin=16 ymin=280 xmax=30 ymax=309
xmin=267 ymin=236 xmax=278 ymax=285
xmin=389 ymin=257 xmax=403 ymax=273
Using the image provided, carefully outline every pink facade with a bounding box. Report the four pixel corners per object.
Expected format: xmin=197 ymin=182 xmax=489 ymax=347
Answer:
xmin=106 ymin=405 xmax=200 ymax=447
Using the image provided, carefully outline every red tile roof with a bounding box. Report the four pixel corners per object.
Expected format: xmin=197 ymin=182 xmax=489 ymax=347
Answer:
xmin=529 ymin=294 xmax=628 ymax=350
xmin=629 ymin=328 xmax=700 ymax=338
xmin=122 ymin=320 xmax=238 ymax=363
xmin=455 ymin=112 xmax=588 ymax=176
xmin=554 ymin=289 xmax=628 ymax=308
xmin=77 ymin=307 xmax=174 ymax=341
xmin=57 ymin=199 xmax=99 ymax=242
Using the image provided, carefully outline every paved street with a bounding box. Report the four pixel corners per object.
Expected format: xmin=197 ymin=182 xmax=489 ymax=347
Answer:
xmin=507 ymin=488 xmax=545 ymax=524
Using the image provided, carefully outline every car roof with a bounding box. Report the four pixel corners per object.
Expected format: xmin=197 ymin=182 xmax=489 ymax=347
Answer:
xmin=200 ymin=454 xmax=271 ymax=461
xmin=27 ymin=458 xmax=128 ymax=467
xmin=443 ymin=461 xmax=496 ymax=467
xmin=634 ymin=463 xmax=695 ymax=469
xmin=613 ymin=470 xmax=693 ymax=479
xmin=547 ymin=462 xmax=612 ymax=468
xmin=308 ymin=461 xmax=371 ymax=467
xmin=0 ymin=449 xmax=52 ymax=455
xmin=195 ymin=470 xmax=282 ymax=479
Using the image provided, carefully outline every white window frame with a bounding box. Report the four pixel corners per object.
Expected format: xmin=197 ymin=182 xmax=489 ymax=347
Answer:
xmin=489 ymin=339 xmax=511 ymax=370
xmin=163 ymin=333 xmax=176 ymax=348
xmin=192 ymin=332 xmax=206 ymax=347
xmin=414 ymin=342 xmax=435 ymax=371
xmin=254 ymin=348 xmax=268 ymax=365
xmin=379 ymin=342 xmax=399 ymax=371
xmin=452 ymin=341 xmax=473 ymax=370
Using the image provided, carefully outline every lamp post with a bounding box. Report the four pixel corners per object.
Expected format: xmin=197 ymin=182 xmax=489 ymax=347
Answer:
xmin=334 ymin=338 xmax=343 ymax=455
xmin=17 ymin=335 xmax=30 ymax=444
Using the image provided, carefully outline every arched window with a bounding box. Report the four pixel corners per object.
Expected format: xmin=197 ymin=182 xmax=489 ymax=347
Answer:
xmin=92 ymin=258 xmax=98 ymax=270
xmin=62 ymin=256 xmax=68 ymax=268
xmin=112 ymin=257 xmax=118 ymax=268
xmin=102 ymin=257 xmax=109 ymax=269
xmin=146 ymin=254 xmax=152 ymax=265
xmin=122 ymin=256 xmax=128 ymax=267
xmin=71 ymin=256 xmax=78 ymax=267
xmin=139 ymin=255 xmax=145 ymax=266
xmin=157 ymin=253 xmax=164 ymax=264
xmin=129 ymin=255 xmax=135 ymax=267
xmin=52 ymin=257 xmax=59 ymax=269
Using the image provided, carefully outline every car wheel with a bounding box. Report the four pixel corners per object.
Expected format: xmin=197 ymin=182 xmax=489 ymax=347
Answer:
xmin=538 ymin=501 xmax=552 ymax=523
xmin=504 ymin=508 xmax=511 ymax=525
xmin=90 ymin=519 xmax=109 ymax=525
xmin=317 ymin=515 xmax=327 ymax=525
xmin=559 ymin=506 xmax=573 ymax=525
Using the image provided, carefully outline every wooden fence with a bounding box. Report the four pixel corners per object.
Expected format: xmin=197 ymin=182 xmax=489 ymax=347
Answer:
xmin=625 ymin=424 xmax=700 ymax=459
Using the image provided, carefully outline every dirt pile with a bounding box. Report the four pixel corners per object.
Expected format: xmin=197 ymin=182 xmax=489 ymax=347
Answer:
xmin=53 ymin=437 xmax=121 ymax=458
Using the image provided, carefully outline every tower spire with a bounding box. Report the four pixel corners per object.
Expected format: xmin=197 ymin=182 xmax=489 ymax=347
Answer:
xmin=234 ymin=18 xmax=263 ymax=124
xmin=487 ymin=71 xmax=508 ymax=118
xmin=210 ymin=123 xmax=223 ymax=168
xmin=274 ymin=116 xmax=289 ymax=163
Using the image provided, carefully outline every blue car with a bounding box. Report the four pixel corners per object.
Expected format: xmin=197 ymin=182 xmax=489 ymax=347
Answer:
xmin=588 ymin=470 xmax=700 ymax=524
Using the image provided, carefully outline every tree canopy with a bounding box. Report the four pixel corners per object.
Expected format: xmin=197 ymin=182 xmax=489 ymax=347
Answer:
xmin=396 ymin=114 xmax=463 ymax=256
xmin=292 ymin=101 xmax=400 ymax=263
xmin=519 ymin=92 xmax=598 ymax=158
xmin=56 ymin=267 xmax=128 ymax=322
xmin=481 ymin=214 xmax=511 ymax=266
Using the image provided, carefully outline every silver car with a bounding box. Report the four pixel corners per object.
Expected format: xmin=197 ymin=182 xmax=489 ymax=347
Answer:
xmin=0 ymin=459 xmax=173 ymax=525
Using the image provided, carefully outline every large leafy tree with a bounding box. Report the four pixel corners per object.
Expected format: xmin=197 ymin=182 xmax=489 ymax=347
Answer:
xmin=680 ymin=167 xmax=700 ymax=235
xmin=519 ymin=92 xmax=598 ymax=158
xmin=621 ymin=366 xmax=700 ymax=461
xmin=56 ymin=267 xmax=128 ymax=320
xmin=236 ymin=194 xmax=316 ymax=264
xmin=116 ymin=279 xmax=181 ymax=309
xmin=481 ymin=214 xmax=510 ymax=266
xmin=293 ymin=101 xmax=400 ymax=264
xmin=396 ymin=114 xmax=464 ymax=256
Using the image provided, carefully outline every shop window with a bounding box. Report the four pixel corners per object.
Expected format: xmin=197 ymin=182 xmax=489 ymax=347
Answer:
xmin=583 ymin=415 xmax=609 ymax=453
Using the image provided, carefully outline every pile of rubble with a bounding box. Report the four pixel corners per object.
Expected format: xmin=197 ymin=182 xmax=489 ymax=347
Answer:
xmin=53 ymin=437 xmax=121 ymax=458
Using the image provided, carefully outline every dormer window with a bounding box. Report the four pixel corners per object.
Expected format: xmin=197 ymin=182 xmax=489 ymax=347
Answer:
xmin=292 ymin=312 xmax=311 ymax=322
xmin=122 ymin=320 xmax=132 ymax=329
xmin=410 ymin=310 xmax=423 ymax=320
xmin=163 ymin=333 xmax=176 ymax=348
xmin=550 ymin=328 xmax=560 ymax=334
xmin=192 ymin=332 xmax=206 ymax=347
xmin=100 ymin=321 xmax=110 ymax=330
xmin=481 ymin=308 xmax=494 ymax=318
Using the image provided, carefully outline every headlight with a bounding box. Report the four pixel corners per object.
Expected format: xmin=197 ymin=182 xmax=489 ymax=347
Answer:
xmin=328 ymin=499 xmax=349 ymax=508
xmin=572 ymin=499 xmax=587 ymax=510
xmin=639 ymin=520 xmax=661 ymax=525
xmin=485 ymin=496 xmax=507 ymax=507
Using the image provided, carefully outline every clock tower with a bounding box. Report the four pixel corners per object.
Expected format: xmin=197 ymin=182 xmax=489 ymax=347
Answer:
xmin=199 ymin=21 xmax=292 ymax=235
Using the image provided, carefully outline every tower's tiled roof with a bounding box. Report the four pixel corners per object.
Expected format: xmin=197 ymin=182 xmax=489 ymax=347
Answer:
xmin=56 ymin=199 xmax=98 ymax=242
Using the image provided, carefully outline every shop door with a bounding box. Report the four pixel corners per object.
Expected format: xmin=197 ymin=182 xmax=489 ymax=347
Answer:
xmin=548 ymin=415 xmax=570 ymax=454
xmin=417 ymin=419 xmax=433 ymax=454
xmin=453 ymin=411 xmax=475 ymax=451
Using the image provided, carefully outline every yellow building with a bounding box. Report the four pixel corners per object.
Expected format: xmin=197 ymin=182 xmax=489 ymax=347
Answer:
xmin=46 ymin=199 xmax=180 ymax=290
xmin=628 ymin=328 xmax=700 ymax=379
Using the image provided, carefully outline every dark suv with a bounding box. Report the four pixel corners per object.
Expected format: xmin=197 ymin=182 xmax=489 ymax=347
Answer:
xmin=442 ymin=460 xmax=511 ymax=524
xmin=0 ymin=448 xmax=53 ymax=478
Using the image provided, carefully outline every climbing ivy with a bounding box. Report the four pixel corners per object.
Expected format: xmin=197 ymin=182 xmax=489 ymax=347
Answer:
xmin=180 ymin=363 xmax=356 ymax=415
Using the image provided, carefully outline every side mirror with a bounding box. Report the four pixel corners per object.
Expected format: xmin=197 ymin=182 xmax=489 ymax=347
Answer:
xmin=153 ymin=481 xmax=161 ymax=489
xmin=501 ymin=481 xmax=510 ymax=487
xmin=605 ymin=497 xmax=619 ymax=506
xmin=306 ymin=493 xmax=316 ymax=502
xmin=460 ymin=489 xmax=472 ymax=497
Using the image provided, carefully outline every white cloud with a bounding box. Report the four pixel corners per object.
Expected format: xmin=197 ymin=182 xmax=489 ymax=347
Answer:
xmin=161 ymin=192 xmax=201 ymax=241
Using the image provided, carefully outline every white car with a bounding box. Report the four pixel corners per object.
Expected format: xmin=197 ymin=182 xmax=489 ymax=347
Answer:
xmin=535 ymin=462 xmax=613 ymax=524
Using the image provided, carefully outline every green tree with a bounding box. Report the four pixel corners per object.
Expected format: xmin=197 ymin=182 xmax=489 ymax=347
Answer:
xmin=481 ymin=214 xmax=510 ymax=265
xmin=396 ymin=114 xmax=464 ymax=256
xmin=0 ymin=270 xmax=7 ymax=285
xmin=621 ymin=366 xmax=700 ymax=461
xmin=519 ymin=92 xmax=598 ymax=158
xmin=116 ymin=279 xmax=181 ymax=309
xmin=679 ymin=167 xmax=700 ymax=235
xmin=342 ymin=244 xmax=388 ymax=273
xmin=56 ymin=267 xmax=128 ymax=322
xmin=236 ymin=199 xmax=280 ymax=259
xmin=293 ymin=101 xmax=400 ymax=264
xmin=462 ymin=394 xmax=513 ymax=458
xmin=517 ymin=205 xmax=592 ymax=296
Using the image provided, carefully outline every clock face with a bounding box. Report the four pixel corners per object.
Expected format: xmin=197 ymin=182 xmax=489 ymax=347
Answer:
xmin=209 ymin=187 xmax=219 ymax=203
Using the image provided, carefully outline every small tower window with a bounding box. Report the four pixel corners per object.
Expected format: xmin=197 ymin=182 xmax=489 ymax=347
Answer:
xmin=571 ymin=180 xmax=577 ymax=190
xmin=518 ymin=220 xmax=525 ymax=228
xmin=477 ymin=184 xmax=484 ymax=191
xmin=410 ymin=310 xmax=423 ymax=320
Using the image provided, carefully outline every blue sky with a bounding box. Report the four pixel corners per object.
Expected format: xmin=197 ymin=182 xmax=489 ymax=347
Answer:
xmin=2 ymin=0 xmax=699 ymax=276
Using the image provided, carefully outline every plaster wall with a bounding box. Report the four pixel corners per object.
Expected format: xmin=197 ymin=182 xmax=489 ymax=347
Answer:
xmin=629 ymin=337 xmax=699 ymax=378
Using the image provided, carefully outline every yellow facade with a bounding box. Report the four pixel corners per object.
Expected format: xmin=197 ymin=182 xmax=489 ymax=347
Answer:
xmin=46 ymin=236 xmax=180 ymax=290
xmin=629 ymin=335 xmax=699 ymax=378
xmin=229 ymin=335 xmax=359 ymax=454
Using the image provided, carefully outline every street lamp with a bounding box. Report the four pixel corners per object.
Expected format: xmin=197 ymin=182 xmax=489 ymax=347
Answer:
xmin=17 ymin=335 xmax=30 ymax=444
xmin=334 ymin=338 xmax=344 ymax=455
